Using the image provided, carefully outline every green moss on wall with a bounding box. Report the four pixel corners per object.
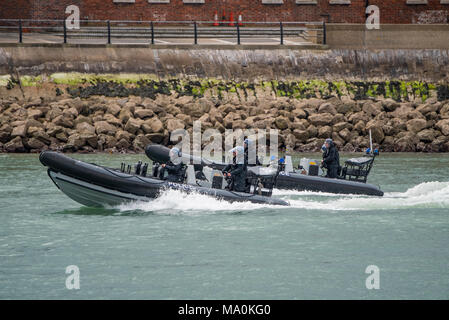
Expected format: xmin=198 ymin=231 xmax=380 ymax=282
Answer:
xmin=1 ymin=72 xmax=445 ymax=102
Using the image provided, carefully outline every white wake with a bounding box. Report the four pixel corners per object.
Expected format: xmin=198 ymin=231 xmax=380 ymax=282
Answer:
xmin=285 ymin=181 xmax=449 ymax=211
xmin=116 ymin=189 xmax=271 ymax=215
xmin=116 ymin=181 xmax=449 ymax=214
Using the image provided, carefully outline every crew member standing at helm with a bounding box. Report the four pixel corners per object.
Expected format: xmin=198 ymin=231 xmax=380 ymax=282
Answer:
xmin=321 ymin=138 xmax=340 ymax=178
xmin=222 ymin=146 xmax=247 ymax=192
xmin=160 ymin=147 xmax=185 ymax=182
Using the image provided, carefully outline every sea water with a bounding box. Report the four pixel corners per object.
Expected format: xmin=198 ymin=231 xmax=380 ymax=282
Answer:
xmin=0 ymin=153 xmax=448 ymax=299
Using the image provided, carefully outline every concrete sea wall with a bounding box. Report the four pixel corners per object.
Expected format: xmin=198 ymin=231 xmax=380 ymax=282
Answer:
xmin=1 ymin=79 xmax=449 ymax=154
xmin=1 ymin=44 xmax=449 ymax=82
xmin=326 ymin=24 xmax=449 ymax=50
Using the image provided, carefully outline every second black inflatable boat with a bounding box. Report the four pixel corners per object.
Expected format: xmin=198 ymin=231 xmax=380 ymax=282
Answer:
xmin=145 ymin=144 xmax=384 ymax=197
xmin=39 ymin=151 xmax=289 ymax=208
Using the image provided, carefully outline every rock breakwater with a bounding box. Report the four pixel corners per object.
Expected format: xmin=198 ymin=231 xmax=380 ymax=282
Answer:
xmin=1 ymin=77 xmax=449 ymax=153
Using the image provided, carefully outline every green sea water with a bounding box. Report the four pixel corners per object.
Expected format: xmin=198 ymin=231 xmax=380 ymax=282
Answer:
xmin=0 ymin=152 xmax=448 ymax=299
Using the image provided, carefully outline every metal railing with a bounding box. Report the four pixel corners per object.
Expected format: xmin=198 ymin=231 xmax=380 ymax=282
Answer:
xmin=0 ymin=19 xmax=326 ymax=46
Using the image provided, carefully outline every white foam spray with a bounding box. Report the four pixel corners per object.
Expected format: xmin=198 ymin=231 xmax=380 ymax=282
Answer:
xmin=116 ymin=181 xmax=449 ymax=214
xmin=116 ymin=189 xmax=272 ymax=215
xmin=285 ymin=181 xmax=449 ymax=211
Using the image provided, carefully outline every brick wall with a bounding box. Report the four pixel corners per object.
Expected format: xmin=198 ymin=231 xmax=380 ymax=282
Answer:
xmin=30 ymin=0 xmax=83 ymax=20
xmin=0 ymin=0 xmax=32 ymax=20
xmin=1 ymin=0 xmax=449 ymax=24
xmin=369 ymin=0 xmax=449 ymax=24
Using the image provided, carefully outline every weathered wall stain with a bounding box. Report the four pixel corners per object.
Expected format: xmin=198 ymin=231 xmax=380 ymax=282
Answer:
xmin=1 ymin=46 xmax=449 ymax=82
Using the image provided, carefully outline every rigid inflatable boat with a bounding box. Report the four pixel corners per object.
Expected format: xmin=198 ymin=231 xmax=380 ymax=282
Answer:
xmin=145 ymin=144 xmax=384 ymax=197
xmin=39 ymin=151 xmax=289 ymax=208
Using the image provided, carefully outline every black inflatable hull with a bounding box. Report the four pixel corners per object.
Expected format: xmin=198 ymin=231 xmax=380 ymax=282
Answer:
xmin=39 ymin=151 xmax=289 ymax=207
xmin=276 ymin=172 xmax=383 ymax=196
xmin=145 ymin=144 xmax=384 ymax=197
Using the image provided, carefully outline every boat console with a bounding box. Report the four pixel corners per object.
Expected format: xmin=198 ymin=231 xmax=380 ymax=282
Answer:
xmin=284 ymin=151 xmax=378 ymax=184
xmin=146 ymin=160 xmax=278 ymax=197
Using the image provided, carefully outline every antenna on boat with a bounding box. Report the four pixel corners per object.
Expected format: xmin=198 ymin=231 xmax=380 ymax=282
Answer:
xmin=369 ymin=129 xmax=373 ymax=155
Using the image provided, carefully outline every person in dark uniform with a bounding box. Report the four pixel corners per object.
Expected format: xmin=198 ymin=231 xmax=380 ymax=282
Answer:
xmin=278 ymin=157 xmax=285 ymax=172
xmin=222 ymin=146 xmax=247 ymax=192
xmin=267 ymin=155 xmax=285 ymax=173
xmin=321 ymin=138 xmax=340 ymax=178
xmin=160 ymin=147 xmax=185 ymax=183
xmin=244 ymin=138 xmax=261 ymax=166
